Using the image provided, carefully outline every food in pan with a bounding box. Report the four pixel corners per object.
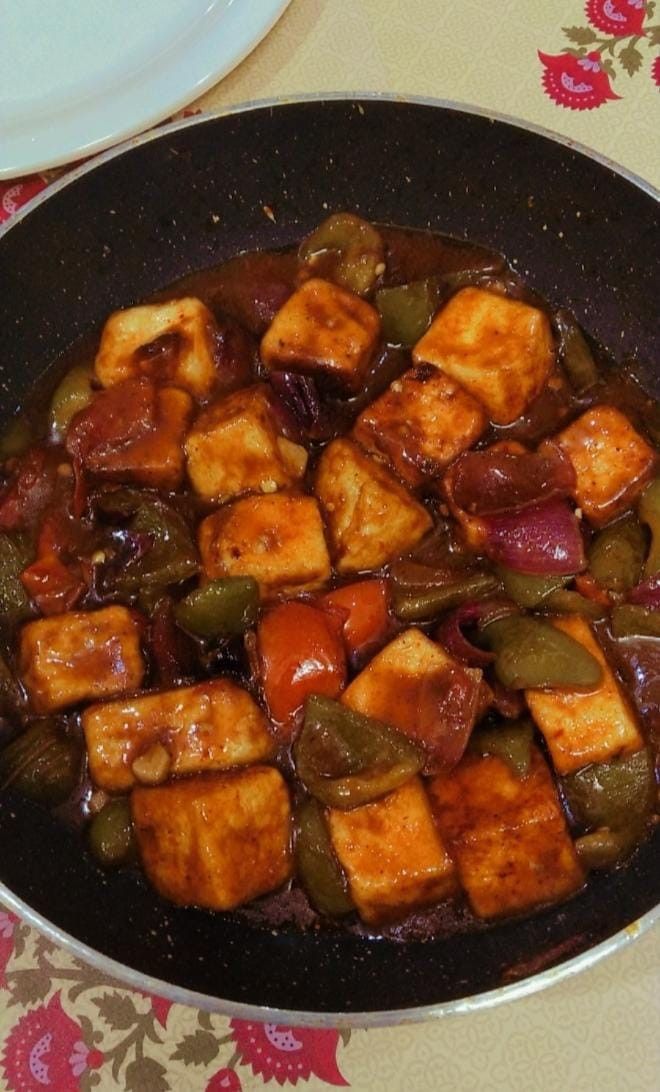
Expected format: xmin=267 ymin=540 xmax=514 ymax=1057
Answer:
xmin=0 ymin=212 xmax=658 ymax=933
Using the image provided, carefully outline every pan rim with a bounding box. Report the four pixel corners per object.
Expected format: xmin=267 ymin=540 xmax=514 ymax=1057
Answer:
xmin=0 ymin=91 xmax=658 ymax=1025
xmin=0 ymin=92 xmax=657 ymax=250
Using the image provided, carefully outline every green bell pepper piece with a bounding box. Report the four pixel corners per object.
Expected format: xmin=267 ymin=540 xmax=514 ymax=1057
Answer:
xmin=484 ymin=615 xmax=603 ymax=690
xmin=375 ymin=279 xmax=441 ymax=346
xmin=294 ymin=694 xmax=424 ymax=809
xmin=470 ymin=719 xmax=534 ymax=778
xmin=0 ymin=533 xmax=34 ymax=627
xmin=88 ymin=798 xmax=136 ymax=868
xmin=611 ymin=604 xmax=660 ymax=639
xmin=175 ymin=578 xmax=259 ymax=639
xmin=588 ymin=514 xmax=646 ymax=593
xmin=638 ymin=479 xmax=660 ymax=576
xmin=295 ymin=797 xmax=353 ymax=916
xmin=392 ymin=570 xmax=500 ymax=622
xmin=49 ymin=365 xmax=95 ymax=439
xmin=554 ymin=310 xmax=600 ymax=392
xmin=542 ymin=588 xmax=607 ymax=620
xmin=496 ymin=566 xmax=568 ymax=608
xmin=0 ymin=720 xmax=82 ymax=806
xmin=113 ymin=499 xmax=199 ymax=610
xmin=298 ymin=213 xmax=384 ymax=296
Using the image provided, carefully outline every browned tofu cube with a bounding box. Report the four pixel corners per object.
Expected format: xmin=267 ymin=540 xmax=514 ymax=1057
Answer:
xmin=83 ymin=678 xmax=274 ymax=792
xmin=260 ymin=278 xmax=380 ymax=393
xmin=428 ymin=748 xmax=584 ymax=919
xmin=198 ymin=493 xmax=331 ymax=599
xmin=95 ymin=297 xmax=220 ymax=399
xmin=185 ymin=384 xmax=307 ymax=503
xmin=67 ymin=379 xmax=193 ymax=490
xmin=19 ymin=606 xmax=144 ymax=714
xmin=526 ymin=615 xmax=643 ymax=775
xmin=342 ymin=628 xmax=484 ymax=772
xmin=555 ymin=405 xmax=655 ymax=526
xmin=327 ymin=777 xmax=457 ymax=924
xmin=352 ymin=366 xmax=487 ymax=486
xmin=132 ymin=767 xmax=292 ymax=911
xmin=315 ymin=438 xmax=431 ymax=573
xmin=413 ymin=287 xmax=554 ymax=424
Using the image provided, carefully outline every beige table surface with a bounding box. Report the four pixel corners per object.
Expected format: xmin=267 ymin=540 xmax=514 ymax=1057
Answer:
xmin=0 ymin=2 xmax=659 ymax=1090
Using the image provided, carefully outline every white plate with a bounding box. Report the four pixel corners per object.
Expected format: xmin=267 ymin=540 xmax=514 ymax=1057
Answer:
xmin=0 ymin=0 xmax=291 ymax=179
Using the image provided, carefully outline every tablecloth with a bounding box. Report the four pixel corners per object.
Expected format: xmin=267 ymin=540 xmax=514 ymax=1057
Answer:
xmin=0 ymin=2 xmax=659 ymax=1089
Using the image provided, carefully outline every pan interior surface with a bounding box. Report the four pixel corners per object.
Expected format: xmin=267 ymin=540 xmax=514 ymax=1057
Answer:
xmin=0 ymin=98 xmax=658 ymax=1019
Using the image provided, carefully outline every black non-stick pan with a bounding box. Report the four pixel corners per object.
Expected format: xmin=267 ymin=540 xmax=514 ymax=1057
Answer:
xmin=0 ymin=97 xmax=659 ymax=1025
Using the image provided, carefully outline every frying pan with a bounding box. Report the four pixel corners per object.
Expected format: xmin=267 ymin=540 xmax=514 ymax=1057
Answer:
xmin=0 ymin=96 xmax=659 ymax=1025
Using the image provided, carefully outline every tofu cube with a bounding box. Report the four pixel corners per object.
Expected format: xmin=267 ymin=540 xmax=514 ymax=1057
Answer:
xmin=185 ymin=384 xmax=307 ymax=503
xmin=327 ymin=777 xmax=457 ymax=924
xmin=556 ymin=405 xmax=655 ymax=526
xmin=95 ymin=298 xmax=220 ymax=399
xmin=413 ymin=287 xmax=554 ymax=424
xmin=132 ymin=767 xmax=292 ymax=911
xmin=428 ymin=748 xmax=584 ymax=919
xmin=526 ymin=615 xmax=644 ymax=775
xmin=198 ymin=493 xmax=331 ymax=599
xmin=19 ymin=606 xmax=145 ymax=714
xmin=342 ymin=628 xmax=484 ymax=772
xmin=353 ymin=366 xmax=487 ymax=486
xmin=260 ymin=278 xmax=380 ymax=393
xmin=83 ymin=678 xmax=274 ymax=791
xmin=315 ymin=438 xmax=432 ymax=573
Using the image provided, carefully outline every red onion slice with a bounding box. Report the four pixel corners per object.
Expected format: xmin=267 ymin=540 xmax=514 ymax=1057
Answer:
xmin=435 ymin=598 xmax=515 ymax=666
xmin=482 ymin=497 xmax=586 ymax=575
xmin=628 ymin=574 xmax=660 ymax=610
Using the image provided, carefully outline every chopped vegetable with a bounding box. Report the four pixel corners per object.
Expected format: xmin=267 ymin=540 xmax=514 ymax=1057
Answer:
xmin=638 ymin=478 xmax=660 ymax=576
xmin=588 ymin=514 xmax=646 ymax=593
xmin=496 ymin=566 xmax=568 ymax=608
xmin=484 ymin=614 xmax=603 ymax=689
xmin=298 ymin=212 xmax=384 ymax=296
xmin=0 ymin=720 xmax=82 ymax=805
xmin=542 ymin=588 xmax=607 ymax=620
xmin=469 ymin=719 xmax=534 ymax=778
xmin=175 ymin=578 xmax=259 ymax=639
xmin=88 ymin=798 xmax=136 ymax=868
xmin=554 ymin=310 xmax=600 ymax=392
xmin=257 ymin=603 xmax=346 ymax=728
xmin=392 ymin=567 xmax=500 ymax=622
xmin=435 ymin=599 xmax=514 ymax=666
xmin=611 ymin=604 xmax=660 ymax=639
xmin=295 ymin=797 xmax=353 ymax=916
xmin=451 ymin=446 xmax=575 ymax=515
xmin=375 ymin=279 xmax=441 ymax=346
xmin=320 ymin=579 xmax=391 ymax=661
xmin=112 ymin=499 xmax=198 ymax=610
xmin=0 ymin=533 xmax=34 ymax=626
xmin=294 ymin=694 xmax=424 ymax=809
xmin=562 ymin=749 xmax=655 ymax=866
xmin=49 ymin=365 xmax=95 ymax=439
xmin=574 ymin=828 xmax=634 ymax=870
xmin=627 ymin=573 xmax=660 ymax=609
xmin=481 ymin=498 xmax=586 ymax=575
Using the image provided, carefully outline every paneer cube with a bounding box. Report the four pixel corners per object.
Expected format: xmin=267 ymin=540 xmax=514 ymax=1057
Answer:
xmin=95 ymin=298 xmax=219 ymax=399
xmin=185 ymin=384 xmax=307 ymax=503
xmin=132 ymin=767 xmax=292 ymax=911
xmin=66 ymin=378 xmax=193 ymax=490
xmin=198 ymin=493 xmax=331 ymax=599
xmin=555 ymin=405 xmax=655 ymax=526
xmin=341 ymin=628 xmax=484 ymax=772
xmin=526 ymin=615 xmax=644 ymax=775
xmin=83 ymin=678 xmax=274 ymax=792
xmin=353 ymin=366 xmax=486 ymax=486
xmin=260 ymin=278 xmax=380 ymax=393
xmin=428 ymin=749 xmax=584 ymax=919
xmin=19 ymin=606 xmax=144 ymax=714
xmin=315 ymin=438 xmax=432 ymax=573
xmin=413 ymin=287 xmax=554 ymax=425
xmin=327 ymin=777 xmax=457 ymax=924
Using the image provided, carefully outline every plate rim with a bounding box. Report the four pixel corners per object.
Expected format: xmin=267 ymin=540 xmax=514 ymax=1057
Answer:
xmin=0 ymin=0 xmax=293 ymax=180
xmin=0 ymin=92 xmax=658 ymax=1025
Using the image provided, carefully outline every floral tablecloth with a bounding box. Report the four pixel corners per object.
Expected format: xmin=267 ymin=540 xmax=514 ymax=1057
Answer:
xmin=1 ymin=1 xmax=659 ymax=1089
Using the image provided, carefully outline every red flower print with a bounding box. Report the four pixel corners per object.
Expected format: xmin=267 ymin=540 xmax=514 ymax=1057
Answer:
xmin=0 ymin=993 xmax=103 ymax=1092
xmin=230 ymin=1020 xmax=349 ymax=1087
xmin=0 ymin=911 xmax=17 ymax=988
xmin=539 ymin=50 xmax=622 ymax=108
xmin=0 ymin=176 xmax=48 ymax=224
xmin=653 ymin=55 xmax=660 ymax=87
xmin=585 ymin=0 xmax=646 ymax=36
xmin=206 ymin=1068 xmax=243 ymax=1092
xmin=149 ymin=994 xmax=173 ymax=1030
